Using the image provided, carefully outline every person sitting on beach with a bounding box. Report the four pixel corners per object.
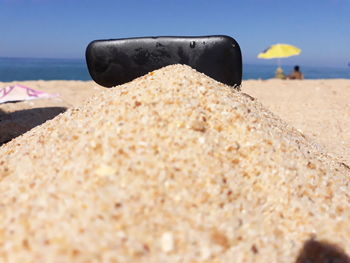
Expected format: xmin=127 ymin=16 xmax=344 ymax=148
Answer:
xmin=275 ymin=66 xmax=286 ymax=79
xmin=287 ymin=65 xmax=304 ymax=80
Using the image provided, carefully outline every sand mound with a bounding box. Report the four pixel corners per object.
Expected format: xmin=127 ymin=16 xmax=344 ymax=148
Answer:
xmin=0 ymin=65 xmax=349 ymax=262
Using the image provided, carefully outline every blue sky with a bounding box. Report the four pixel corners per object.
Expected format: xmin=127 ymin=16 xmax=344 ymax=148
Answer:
xmin=0 ymin=0 xmax=349 ymax=67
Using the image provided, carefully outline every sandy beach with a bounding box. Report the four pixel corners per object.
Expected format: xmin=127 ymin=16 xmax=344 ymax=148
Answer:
xmin=1 ymin=66 xmax=350 ymax=262
xmin=1 ymin=77 xmax=349 ymax=164
xmin=0 ymin=81 xmax=105 ymax=146
xmin=242 ymin=78 xmax=350 ymax=165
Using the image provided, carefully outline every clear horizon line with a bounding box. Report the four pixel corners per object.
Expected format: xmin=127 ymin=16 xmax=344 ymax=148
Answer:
xmin=0 ymin=56 xmax=349 ymax=70
xmin=0 ymin=56 xmax=85 ymax=60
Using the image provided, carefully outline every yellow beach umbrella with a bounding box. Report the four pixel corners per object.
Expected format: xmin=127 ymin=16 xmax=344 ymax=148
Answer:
xmin=258 ymin=43 xmax=301 ymax=59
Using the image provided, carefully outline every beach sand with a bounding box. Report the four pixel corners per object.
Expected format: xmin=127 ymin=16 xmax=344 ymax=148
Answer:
xmin=242 ymin=78 xmax=350 ymax=165
xmin=0 ymin=80 xmax=104 ymax=145
xmin=0 ymin=66 xmax=350 ymax=262
xmin=1 ymin=77 xmax=349 ymax=164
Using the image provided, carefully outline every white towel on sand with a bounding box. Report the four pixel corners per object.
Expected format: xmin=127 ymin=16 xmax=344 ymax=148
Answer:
xmin=0 ymin=84 xmax=59 ymax=104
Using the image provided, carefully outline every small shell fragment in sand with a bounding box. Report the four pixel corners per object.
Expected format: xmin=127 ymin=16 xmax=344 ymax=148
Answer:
xmin=161 ymin=232 xmax=174 ymax=253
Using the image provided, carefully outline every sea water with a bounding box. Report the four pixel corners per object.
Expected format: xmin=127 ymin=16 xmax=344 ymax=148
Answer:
xmin=0 ymin=57 xmax=91 ymax=82
xmin=0 ymin=57 xmax=349 ymax=82
xmin=244 ymin=64 xmax=350 ymax=80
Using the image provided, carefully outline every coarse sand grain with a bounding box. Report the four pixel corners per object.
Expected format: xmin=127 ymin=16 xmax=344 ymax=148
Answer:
xmin=0 ymin=65 xmax=350 ymax=263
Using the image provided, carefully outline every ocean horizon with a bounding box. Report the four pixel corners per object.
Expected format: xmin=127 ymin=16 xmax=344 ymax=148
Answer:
xmin=0 ymin=57 xmax=349 ymax=82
